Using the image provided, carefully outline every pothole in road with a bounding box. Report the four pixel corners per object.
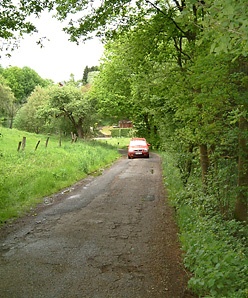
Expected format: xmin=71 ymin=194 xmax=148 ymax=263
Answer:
xmin=143 ymin=194 xmax=155 ymax=201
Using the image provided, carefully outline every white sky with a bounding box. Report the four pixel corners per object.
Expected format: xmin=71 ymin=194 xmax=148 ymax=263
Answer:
xmin=0 ymin=12 xmax=104 ymax=83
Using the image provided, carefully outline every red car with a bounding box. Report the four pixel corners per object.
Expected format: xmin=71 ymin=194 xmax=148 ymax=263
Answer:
xmin=127 ymin=138 xmax=150 ymax=159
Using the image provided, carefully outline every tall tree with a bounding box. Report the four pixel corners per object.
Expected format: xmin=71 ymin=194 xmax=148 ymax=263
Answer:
xmin=41 ymin=84 xmax=96 ymax=138
xmin=90 ymin=2 xmax=247 ymax=220
xmin=82 ymin=66 xmax=100 ymax=85
xmin=0 ymin=74 xmax=16 ymax=127
xmin=2 ymin=66 xmax=49 ymax=104
xmin=14 ymin=86 xmax=50 ymax=133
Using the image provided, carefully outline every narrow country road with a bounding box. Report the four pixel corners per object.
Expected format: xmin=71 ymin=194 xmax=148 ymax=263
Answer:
xmin=0 ymin=153 xmax=193 ymax=298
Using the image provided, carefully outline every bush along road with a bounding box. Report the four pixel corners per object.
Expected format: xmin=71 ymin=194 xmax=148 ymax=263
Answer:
xmin=0 ymin=153 xmax=195 ymax=297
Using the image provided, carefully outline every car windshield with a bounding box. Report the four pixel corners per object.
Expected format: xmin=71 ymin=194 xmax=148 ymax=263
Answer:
xmin=130 ymin=140 xmax=147 ymax=146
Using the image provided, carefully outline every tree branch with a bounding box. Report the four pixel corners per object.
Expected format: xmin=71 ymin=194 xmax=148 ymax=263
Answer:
xmin=145 ymin=0 xmax=187 ymax=37
xmin=172 ymin=0 xmax=184 ymax=12
xmin=173 ymin=36 xmax=192 ymax=61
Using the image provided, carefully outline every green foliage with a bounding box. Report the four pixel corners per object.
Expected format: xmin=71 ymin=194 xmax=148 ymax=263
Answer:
xmin=0 ymin=75 xmax=15 ymax=116
xmin=82 ymin=65 xmax=99 ymax=84
xmin=2 ymin=66 xmax=49 ymax=103
xmin=180 ymin=208 xmax=248 ymax=298
xmin=111 ymin=128 xmax=134 ymax=138
xmin=0 ymin=1 xmax=36 ymax=39
xmin=206 ymin=158 xmax=238 ymax=219
xmin=0 ymin=74 xmax=17 ymax=128
xmin=37 ymin=84 xmax=97 ymax=138
xmin=55 ymin=0 xmax=152 ymax=43
xmin=160 ymin=150 xmax=248 ymax=298
xmin=200 ymin=0 xmax=248 ymax=57
xmin=92 ymin=20 xmax=175 ymax=140
xmin=92 ymin=40 xmax=133 ymax=120
xmin=13 ymin=86 xmax=50 ymax=133
xmin=2 ymin=0 xmax=247 ymax=58
xmin=89 ymin=0 xmax=247 ymax=220
xmin=0 ymin=127 xmax=120 ymax=224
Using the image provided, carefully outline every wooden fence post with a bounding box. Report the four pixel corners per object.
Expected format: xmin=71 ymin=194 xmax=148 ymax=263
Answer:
xmin=45 ymin=137 xmax=50 ymax=148
xmin=35 ymin=140 xmax=40 ymax=151
xmin=17 ymin=141 xmax=22 ymax=151
xmin=73 ymin=133 xmax=77 ymax=143
xmin=21 ymin=137 xmax=26 ymax=151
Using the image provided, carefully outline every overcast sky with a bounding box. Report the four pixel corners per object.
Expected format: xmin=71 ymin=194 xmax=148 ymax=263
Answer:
xmin=0 ymin=12 xmax=104 ymax=83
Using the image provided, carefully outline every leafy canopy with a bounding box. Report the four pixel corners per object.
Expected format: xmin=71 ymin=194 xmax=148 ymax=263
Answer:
xmin=1 ymin=0 xmax=247 ymax=58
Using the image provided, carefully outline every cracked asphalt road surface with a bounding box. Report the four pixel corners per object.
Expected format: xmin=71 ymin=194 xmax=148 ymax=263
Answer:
xmin=0 ymin=153 xmax=193 ymax=298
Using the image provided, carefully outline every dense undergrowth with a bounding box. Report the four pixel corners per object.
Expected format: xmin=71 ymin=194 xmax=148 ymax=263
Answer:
xmin=0 ymin=127 xmax=121 ymax=224
xmin=160 ymin=151 xmax=248 ymax=298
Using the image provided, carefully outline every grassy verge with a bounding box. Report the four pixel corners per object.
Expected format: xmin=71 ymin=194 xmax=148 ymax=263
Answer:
xmin=160 ymin=151 xmax=248 ymax=298
xmin=96 ymin=137 xmax=130 ymax=148
xmin=0 ymin=127 xmax=121 ymax=224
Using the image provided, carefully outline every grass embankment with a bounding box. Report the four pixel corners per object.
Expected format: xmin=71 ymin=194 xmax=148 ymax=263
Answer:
xmin=0 ymin=127 xmax=123 ymax=224
xmin=160 ymin=151 xmax=248 ymax=298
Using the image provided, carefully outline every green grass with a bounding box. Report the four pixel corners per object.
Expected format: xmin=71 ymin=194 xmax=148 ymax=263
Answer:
xmin=97 ymin=137 xmax=130 ymax=148
xmin=0 ymin=127 xmax=121 ymax=224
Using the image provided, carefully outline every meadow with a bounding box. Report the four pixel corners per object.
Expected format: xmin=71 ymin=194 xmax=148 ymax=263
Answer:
xmin=0 ymin=127 xmax=127 ymax=224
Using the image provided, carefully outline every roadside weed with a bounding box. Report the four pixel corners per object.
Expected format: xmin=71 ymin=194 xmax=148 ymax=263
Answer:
xmin=160 ymin=151 xmax=248 ymax=298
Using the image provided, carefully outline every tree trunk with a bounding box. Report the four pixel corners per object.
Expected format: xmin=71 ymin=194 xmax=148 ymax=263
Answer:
xmin=182 ymin=144 xmax=194 ymax=185
xmin=9 ymin=116 xmax=13 ymax=129
xmin=77 ymin=125 xmax=84 ymax=139
xmin=200 ymin=144 xmax=209 ymax=187
xmin=234 ymin=116 xmax=248 ymax=221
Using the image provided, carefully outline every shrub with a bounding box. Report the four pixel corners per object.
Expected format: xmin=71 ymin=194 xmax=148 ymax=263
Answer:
xmin=179 ymin=208 xmax=248 ymax=297
xmin=160 ymin=150 xmax=248 ymax=298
